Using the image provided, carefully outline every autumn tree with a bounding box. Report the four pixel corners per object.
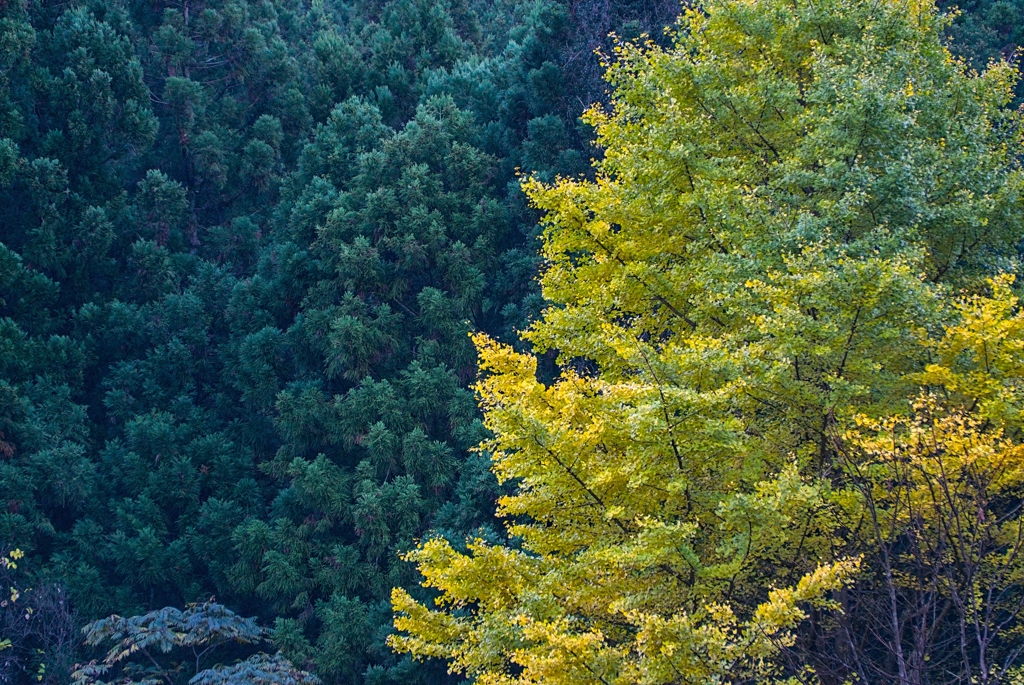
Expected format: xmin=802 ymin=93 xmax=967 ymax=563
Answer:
xmin=390 ymin=0 xmax=1024 ymax=682
xmin=812 ymin=279 xmax=1024 ymax=685
xmin=0 ymin=549 xmax=77 ymax=685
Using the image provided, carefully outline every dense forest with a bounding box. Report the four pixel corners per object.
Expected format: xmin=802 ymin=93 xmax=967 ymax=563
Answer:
xmin=1 ymin=0 xmax=1023 ymax=682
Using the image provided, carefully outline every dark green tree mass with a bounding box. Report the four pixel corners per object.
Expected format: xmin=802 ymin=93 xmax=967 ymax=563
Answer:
xmin=0 ymin=0 xmax=1018 ymax=682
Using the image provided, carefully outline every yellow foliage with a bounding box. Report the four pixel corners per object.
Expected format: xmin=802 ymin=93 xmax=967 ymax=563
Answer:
xmin=390 ymin=0 xmax=1024 ymax=679
xmin=918 ymin=276 xmax=1024 ymax=428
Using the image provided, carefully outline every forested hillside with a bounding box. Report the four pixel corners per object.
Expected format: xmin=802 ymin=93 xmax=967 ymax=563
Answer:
xmin=0 ymin=0 xmax=1022 ymax=682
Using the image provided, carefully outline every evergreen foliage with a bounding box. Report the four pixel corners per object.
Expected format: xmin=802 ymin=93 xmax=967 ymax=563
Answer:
xmin=72 ymin=601 xmax=318 ymax=685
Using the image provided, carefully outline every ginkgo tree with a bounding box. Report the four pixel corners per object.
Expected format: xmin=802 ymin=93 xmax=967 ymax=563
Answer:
xmin=389 ymin=0 xmax=1024 ymax=680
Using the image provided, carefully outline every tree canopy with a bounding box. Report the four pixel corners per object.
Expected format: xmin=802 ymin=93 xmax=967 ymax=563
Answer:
xmin=0 ymin=0 xmax=1022 ymax=683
